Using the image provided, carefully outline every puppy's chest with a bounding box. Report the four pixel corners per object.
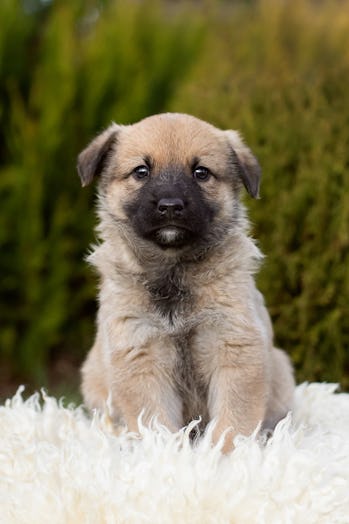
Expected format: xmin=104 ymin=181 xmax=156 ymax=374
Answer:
xmin=144 ymin=266 xmax=192 ymax=323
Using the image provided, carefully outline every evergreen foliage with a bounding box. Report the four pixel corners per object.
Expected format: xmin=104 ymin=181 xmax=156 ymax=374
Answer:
xmin=0 ymin=0 xmax=203 ymax=384
xmin=0 ymin=0 xmax=348 ymax=390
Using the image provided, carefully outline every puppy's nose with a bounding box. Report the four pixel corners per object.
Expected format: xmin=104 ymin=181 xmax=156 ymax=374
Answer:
xmin=157 ymin=198 xmax=184 ymax=219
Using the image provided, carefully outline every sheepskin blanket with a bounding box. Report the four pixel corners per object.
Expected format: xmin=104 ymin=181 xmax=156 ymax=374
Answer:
xmin=0 ymin=383 xmax=348 ymax=524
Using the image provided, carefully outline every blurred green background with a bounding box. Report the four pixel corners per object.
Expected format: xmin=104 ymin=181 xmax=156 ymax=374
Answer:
xmin=1 ymin=0 xmax=348 ymax=403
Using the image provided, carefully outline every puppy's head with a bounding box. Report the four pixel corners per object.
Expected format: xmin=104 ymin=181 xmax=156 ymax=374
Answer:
xmin=77 ymin=113 xmax=260 ymax=252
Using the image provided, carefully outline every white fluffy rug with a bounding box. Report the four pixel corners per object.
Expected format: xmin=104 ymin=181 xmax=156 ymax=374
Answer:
xmin=0 ymin=383 xmax=348 ymax=524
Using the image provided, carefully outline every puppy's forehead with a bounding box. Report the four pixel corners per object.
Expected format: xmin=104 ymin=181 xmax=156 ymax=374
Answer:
xmin=117 ymin=113 xmax=228 ymax=165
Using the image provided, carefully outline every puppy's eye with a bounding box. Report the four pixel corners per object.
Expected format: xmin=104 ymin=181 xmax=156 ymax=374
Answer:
xmin=193 ymin=166 xmax=211 ymax=182
xmin=133 ymin=165 xmax=150 ymax=180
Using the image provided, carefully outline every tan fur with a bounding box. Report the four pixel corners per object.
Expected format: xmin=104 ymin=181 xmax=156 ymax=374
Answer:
xmin=79 ymin=113 xmax=295 ymax=452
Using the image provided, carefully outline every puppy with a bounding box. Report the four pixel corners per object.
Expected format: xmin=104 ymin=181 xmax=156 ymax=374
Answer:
xmin=77 ymin=113 xmax=294 ymax=452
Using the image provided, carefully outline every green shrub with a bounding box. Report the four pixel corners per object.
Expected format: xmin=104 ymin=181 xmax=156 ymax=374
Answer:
xmin=0 ymin=0 xmax=203 ymax=384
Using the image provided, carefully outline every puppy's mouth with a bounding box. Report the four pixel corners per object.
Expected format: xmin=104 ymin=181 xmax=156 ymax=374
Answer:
xmin=151 ymin=225 xmax=192 ymax=248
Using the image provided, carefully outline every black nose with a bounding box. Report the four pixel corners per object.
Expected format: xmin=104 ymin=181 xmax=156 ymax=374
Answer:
xmin=157 ymin=198 xmax=184 ymax=219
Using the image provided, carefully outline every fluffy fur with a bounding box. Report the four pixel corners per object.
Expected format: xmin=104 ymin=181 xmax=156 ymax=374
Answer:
xmin=78 ymin=113 xmax=294 ymax=452
xmin=1 ymin=383 xmax=349 ymax=523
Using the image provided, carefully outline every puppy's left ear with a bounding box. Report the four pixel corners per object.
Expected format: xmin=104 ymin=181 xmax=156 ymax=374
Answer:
xmin=225 ymin=130 xmax=261 ymax=198
xmin=77 ymin=123 xmax=121 ymax=187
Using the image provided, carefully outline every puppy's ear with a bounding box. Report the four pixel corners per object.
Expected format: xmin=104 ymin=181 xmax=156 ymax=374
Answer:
xmin=77 ymin=124 xmax=121 ymax=187
xmin=225 ymin=130 xmax=261 ymax=198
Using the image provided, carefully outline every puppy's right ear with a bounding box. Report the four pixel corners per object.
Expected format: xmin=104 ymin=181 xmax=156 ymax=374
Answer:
xmin=77 ymin=124 xmax=120 ymax=187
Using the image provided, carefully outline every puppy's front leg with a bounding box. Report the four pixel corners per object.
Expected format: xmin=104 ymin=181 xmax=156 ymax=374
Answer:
xmin=108 ymin=330 xmax=183 ymax=433
xmin=207 ymin=345 xmax=268 ymax=453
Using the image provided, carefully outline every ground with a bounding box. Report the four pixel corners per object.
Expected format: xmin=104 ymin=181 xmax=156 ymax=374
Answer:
xmin=0 ymin=356 xmax=83 ymax=405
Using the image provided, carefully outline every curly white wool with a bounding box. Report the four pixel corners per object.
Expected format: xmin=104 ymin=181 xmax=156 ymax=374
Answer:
xmin=0 ymin=383 xmax=348 ymax=524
